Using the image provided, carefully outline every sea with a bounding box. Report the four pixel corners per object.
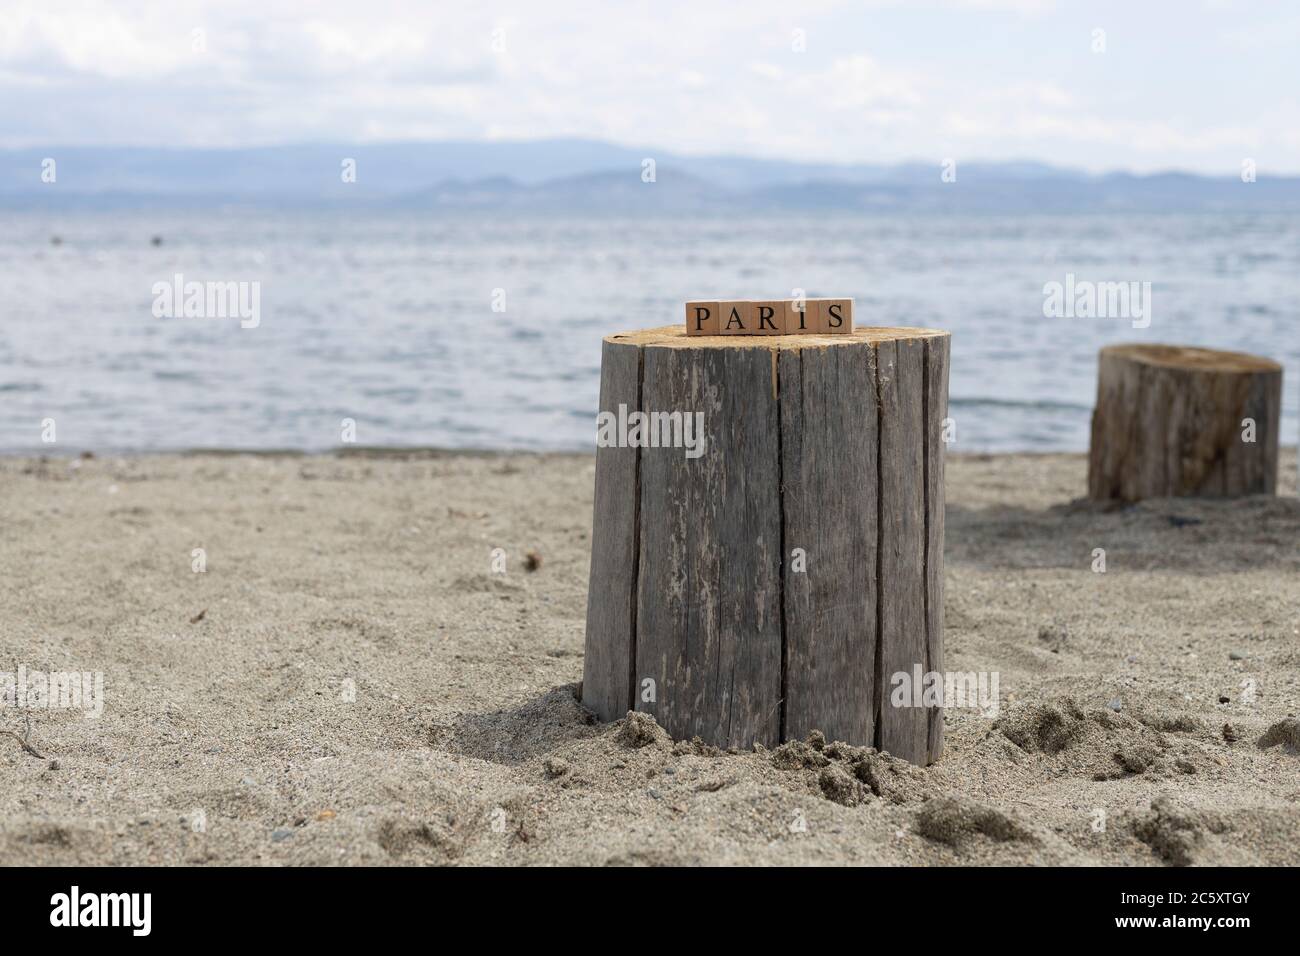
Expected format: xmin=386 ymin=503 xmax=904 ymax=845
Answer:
xmin=1 ymin=208 xmax=1296 ymax=454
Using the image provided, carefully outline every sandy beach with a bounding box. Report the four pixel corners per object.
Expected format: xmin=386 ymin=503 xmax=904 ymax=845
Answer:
xmin=1 ymin=449 xmax=1297 ymax=866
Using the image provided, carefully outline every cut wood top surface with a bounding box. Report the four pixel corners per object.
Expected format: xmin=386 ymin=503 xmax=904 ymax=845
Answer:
xmin=608 ymin=325 xmax=948 ymax=350
xmin=1101 ymin=343 xmax=1281 ymax=373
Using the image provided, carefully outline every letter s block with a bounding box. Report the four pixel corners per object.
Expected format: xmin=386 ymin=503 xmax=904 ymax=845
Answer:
xmin=817 ymin=298 xmax=853 ymax=334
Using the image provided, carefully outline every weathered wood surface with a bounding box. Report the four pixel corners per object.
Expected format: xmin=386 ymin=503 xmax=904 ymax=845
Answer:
xmin=580 ymin=339 xmax=641 ymax=722
xmin=923 ymin=335 xmax=950 ymax=762
xmin=636 ymin=345 xmax=782 ymax=748
xmin=1088 ymin=344 xmax=1282 ymax=502
xmin=779 ymin=344 xmax=878 ymax=747
xmin=876 ymin=339 xmax=929 ymax=764
xmin=582 ymin=326 xmax=950 ymax=763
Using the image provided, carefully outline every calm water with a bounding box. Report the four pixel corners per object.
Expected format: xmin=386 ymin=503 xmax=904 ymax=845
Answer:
xmin=1 ymin=209 xmax=1296 ymax=453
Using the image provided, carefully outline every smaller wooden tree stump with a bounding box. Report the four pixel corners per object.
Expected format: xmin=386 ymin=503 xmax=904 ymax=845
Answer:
xmin=1088 ymin=344 xmax=1282 ymax=502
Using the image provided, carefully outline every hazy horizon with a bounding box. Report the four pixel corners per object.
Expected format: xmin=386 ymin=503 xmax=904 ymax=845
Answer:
xmin=7 ymin=138 xmax=1299 ymax=213
xmin=1 ymin=138 xmax=1290 ymax=181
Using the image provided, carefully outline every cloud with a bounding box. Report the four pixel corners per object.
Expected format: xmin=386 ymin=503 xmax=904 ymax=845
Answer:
xmin=0 ymin=0 xmax=1293 ymax=173
xmin=790 ymin=55 xmax=923 ymax=112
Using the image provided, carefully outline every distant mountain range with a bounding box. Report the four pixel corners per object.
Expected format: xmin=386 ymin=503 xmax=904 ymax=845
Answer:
xmin=2 ymin=139 xmax=1296 ymax=212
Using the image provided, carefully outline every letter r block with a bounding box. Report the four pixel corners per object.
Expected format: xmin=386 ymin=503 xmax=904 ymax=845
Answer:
xmin=751 ymin=301 xmax=784 ymax=335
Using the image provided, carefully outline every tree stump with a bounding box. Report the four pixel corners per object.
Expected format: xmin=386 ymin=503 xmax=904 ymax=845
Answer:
xmin=1087 ymin=344 xmax=1282 ymax=502
xmin=582 ymin=325 xmax=950 ymax=765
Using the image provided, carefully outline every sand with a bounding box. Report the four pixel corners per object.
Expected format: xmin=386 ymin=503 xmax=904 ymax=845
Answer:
xmin=1 ymin=449 xmax=1297 ymax=866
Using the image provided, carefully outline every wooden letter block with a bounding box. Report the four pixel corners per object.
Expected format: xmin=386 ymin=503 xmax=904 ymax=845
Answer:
xmin=719 ymin=301 xmax=751 ymax=335
xmin=751 ymin=301 xmax=784 ymax=336
xmin=818 ymin=298 xmax=853 ymax=334
xmin=784 ymin=299 xmax=812 ymax=334
xmin=685 ymin=301 xmax=720 ymax=336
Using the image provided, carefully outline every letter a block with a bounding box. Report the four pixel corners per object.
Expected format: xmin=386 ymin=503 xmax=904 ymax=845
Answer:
xmin=719 ymin=301 xmax=751 ymax=335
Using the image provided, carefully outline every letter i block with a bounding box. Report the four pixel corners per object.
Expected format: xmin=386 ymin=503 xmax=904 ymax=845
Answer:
xmin=817 ymin=298 xmax=853 ymax=334
xmin=718 ymin=301 xmax=751 ymax=335
xmin=685 ymin=301 xmax=720 ymax=335
xmin=784 ymin=300 xmax=812 ymax=334
xmin=751 ymin=301 xmax=785 ymax=335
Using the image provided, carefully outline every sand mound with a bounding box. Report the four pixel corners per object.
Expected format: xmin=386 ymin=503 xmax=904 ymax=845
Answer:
xmin=915 ymin=796 xmax=1037 ymax=847
xmin=817 ymin=765 xmax=864 ymax=806
xmin=1131 ymin=710 xmax=1205 ymax=734
xmin=614 ymin=711 xmax=670 ymax=749
xmin=771 ymin=732 xmax=931 ymax=805
xmin=996 ymin=699 xmax=1093 ymax=753
xmin=1257 ymin=718 xmax=1300 ymax=753
xmin=376 ymin=816 xmax=468 ymax=862
xmin=432 ymin=684 xmax=599 ymax=764
xmin=1130 ymin=794 xmax=1232 ymax=867
xmin=993 ymin=697 xmax=1206 ymax=780
xmin=671 ymin=737 xmax=724 ymax=757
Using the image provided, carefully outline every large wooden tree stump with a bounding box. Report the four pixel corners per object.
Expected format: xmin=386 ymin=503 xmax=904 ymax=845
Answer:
xmin=582 ymin=325 xmax=950 ymax=765
xmin=1088 ymin=344 xmax=1282 ymax=502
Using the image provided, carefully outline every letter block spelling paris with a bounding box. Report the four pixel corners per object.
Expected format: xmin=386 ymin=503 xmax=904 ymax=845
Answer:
xmin=686 ymin=298 xmax=853 ymax=336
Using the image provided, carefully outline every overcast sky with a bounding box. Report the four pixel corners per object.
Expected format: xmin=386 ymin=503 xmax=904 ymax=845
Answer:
xmin=2 ymin=0 xmax=1297 ymax=173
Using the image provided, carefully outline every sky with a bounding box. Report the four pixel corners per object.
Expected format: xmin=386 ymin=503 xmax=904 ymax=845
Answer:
xmin=1 ymin=0 xmax=1298 ymax=174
